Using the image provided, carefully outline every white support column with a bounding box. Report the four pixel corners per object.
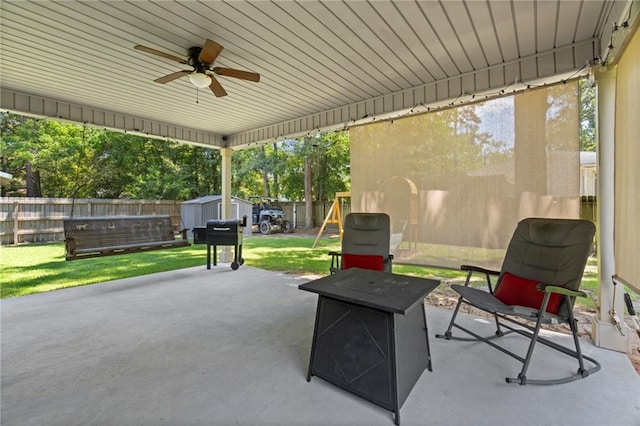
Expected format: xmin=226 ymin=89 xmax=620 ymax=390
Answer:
xmin=591 ymin=66 xmax=632 ymax=352
xmin=219 ymin=147 xmax=233 ymax=262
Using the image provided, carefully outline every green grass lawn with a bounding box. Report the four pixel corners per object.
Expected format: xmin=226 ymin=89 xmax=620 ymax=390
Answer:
xmin=0 ymin=235 xmax=613 ymax=311
xmin=1 ymin=241 xmax=209 ymax=298
xmin=0 ymin=235 xmax=459 ymax=298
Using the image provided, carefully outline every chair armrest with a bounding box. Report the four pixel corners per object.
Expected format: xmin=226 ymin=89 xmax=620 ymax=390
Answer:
xmin=459 ymin=265 xmax=500 ymax=291
xmin=537 ymin=284 xmax=587 ymax=298
xmin=460 ymin=265 xmax=500 ymax=276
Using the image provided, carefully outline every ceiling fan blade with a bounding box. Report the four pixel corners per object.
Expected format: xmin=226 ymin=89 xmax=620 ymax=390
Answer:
xmin=154 ymin=71 xmax=190 ymax=84
xmin=134 ymin=45 xmax=187 ymax=64
xmin=199 ymin=39 xmax=224 ymax=64
xmin=212 ymin=67 xmax=260 ymax=83
xmin=208 ymin=75 xmax=227 ymax=97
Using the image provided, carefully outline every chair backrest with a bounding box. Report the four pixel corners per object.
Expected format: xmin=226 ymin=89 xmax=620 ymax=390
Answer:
xmin=497 ymin=217 xmax=595 ymax=315
xmin=342 ymin=213 xmax=391 ymax=272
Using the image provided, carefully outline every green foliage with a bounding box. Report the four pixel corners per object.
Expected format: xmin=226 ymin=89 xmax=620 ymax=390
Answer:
xmin=1 ymin=113 xmax=222 ymax=199
xmin=1 ymin=112 xmax=350 ymax=202
xmin=230 ymin=130 xmax=350 ymax=202
xmin=283 ymin=131 xmax=350 ymax=202
xmin=579 ymin=79 xmax=596 ymax=152
xmin=231 ymin=147 xmax=268 ymax=198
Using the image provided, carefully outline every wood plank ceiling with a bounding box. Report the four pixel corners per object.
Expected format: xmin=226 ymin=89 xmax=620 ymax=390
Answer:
xmin=0 ymin=1 xmax=634 ymax=148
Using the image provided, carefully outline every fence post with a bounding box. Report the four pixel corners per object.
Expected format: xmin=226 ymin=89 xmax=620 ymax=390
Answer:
xmin=293 ymin=202 xmax=297 ymax=228
xmin=13 ymin=201 xmax=19 ymax=245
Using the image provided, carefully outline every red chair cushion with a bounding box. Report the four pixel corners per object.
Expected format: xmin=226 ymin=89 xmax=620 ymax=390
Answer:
xmin=494 ymin=272 xmax=562 ymax=314
xmin=342 ymin=254 xmax=384 ymax=271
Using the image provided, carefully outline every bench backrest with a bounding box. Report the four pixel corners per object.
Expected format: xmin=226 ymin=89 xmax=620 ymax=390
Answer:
xmin=64 ymin=215 xmax=176 ymax=250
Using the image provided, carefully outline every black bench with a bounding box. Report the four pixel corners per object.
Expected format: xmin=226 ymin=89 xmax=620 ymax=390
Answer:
xmin=63 ymin=215 xmax=190 ymax=261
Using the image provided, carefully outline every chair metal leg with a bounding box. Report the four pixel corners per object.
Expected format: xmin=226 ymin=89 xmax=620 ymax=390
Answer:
xmin=566 ymin=300 xmax=588 ymax=375
xmin=436 ymin=297 xmax=510 ymax=342
xmin=506 ymin=294 xmax=551 ymax=384
xmin=438 ymin=270 xmax=506 ymax=340
xmin=506 ymin=309 xmax=545 ymax=384
xmin=492 ymin=312 xmax=504 ymax=336
xmin=436 ymin=295 xmax=464 ymax=339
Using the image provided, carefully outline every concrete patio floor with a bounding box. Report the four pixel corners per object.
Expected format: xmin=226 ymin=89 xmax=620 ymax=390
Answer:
xmin=2 ymin=265 xmax=639 ymax=426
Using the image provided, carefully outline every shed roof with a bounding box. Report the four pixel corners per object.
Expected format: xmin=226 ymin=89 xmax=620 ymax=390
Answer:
xmin=0 ymin=171 xmax=13 ymax=187
xmin=182 ymin=195 xmax=251 ymax=205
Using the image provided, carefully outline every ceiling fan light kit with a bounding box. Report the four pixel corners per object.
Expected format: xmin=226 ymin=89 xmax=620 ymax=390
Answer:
xmin=189 ymin=72 xmax=212 ymax=88
xmin=134 ymin=39 xmax=260 ymax=97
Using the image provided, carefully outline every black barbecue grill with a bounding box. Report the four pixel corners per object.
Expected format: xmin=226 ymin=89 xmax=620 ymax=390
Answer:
xmin=193 ymin=216 xmax=246 ymax=270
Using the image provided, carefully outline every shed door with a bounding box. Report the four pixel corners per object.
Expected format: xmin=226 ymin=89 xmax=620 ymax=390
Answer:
xmin=217 ymin=202 xmax=240 ymax=220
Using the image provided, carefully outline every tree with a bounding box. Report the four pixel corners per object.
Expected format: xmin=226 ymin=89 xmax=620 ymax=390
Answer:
xmin=231 ymin=148 xmax=265 ymax=198
xmin=283 ymin=131 xmax=350 ymax=229
xmin=0 ymin=115 xmax=98 ymax=197
xmin=313 ymin=130 xmax=350 ymax=202
xmin=302 ymin=136 xmax=315 ymax=230
xmin=0 ymin=116 xmax=364 ymax=211
xmin=0 ymin=113 xmax=223 ymax=200
xmin=180 ymin=145 xmax=221 ymax=199
xmin=1 ymin=115 xmax=41 ymax=196
xmin=579 ymin=79 xmax=596 ymax=151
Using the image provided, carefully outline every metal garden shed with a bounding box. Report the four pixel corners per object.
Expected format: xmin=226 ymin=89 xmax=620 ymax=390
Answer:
xmin=181 ymin=195 xmax=253 ymax=238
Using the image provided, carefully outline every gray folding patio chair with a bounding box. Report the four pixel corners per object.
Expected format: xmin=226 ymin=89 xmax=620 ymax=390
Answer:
xmin=436 ymin=217 xmax=600 ymax=385
xmin=329 ymin=212 xmax=393 ymax=273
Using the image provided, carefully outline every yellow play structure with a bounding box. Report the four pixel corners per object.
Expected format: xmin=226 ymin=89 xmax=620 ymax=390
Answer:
xmin=312 ymin=192 xmax=350 ymax=248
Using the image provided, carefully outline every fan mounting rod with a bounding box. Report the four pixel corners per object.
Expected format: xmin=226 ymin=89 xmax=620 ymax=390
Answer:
xmin=188 ymin=46 xmax=205 ymax=66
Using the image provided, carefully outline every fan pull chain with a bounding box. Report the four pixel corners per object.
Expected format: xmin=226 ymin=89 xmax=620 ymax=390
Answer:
xmin=196 ymin=87 xmax=200 ymax=104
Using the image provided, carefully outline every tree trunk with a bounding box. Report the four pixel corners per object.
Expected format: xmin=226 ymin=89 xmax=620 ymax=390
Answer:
xmin=25 ymin=161 xmax=42 ymax=197
xmin=272 ymin=143 xmax=279 ymax=197
xmin=304 ymin=156 xmax=313 ymax=229
xmin=261 ymin=145 xmax=270 ymax=197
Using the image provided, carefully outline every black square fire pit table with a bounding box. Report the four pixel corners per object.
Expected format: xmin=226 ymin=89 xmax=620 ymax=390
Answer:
xmin=299 ymin=267 xmax=439 ymax=425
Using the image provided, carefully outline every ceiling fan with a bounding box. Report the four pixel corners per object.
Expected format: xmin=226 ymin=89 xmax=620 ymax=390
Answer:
xmin=134 ymin=39 xmax=260 ymax=97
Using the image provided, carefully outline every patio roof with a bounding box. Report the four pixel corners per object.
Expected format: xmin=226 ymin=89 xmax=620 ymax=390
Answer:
xmin=1 ymin=1 xmax=636 ymax=148
xmin=2 ymin=266 xmax=638 ymax=425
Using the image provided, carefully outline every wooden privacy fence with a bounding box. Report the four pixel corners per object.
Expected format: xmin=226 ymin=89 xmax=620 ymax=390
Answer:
xmin=0 ymin=198 xmax=182 ymax=245
xmin=0 ymin=197 xmax=348 ymax=245
xmin=0 ymin=196 xmax=596 ymax=246
xmin=278 ymin=201 xmax=352 ymax=232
